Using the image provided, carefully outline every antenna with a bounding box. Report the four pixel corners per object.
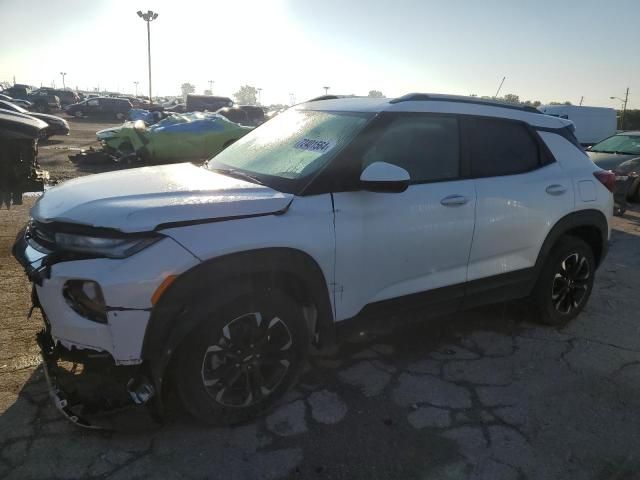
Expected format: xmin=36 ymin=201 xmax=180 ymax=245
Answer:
xmin=494 ymin=76 xmax=506 ymax=98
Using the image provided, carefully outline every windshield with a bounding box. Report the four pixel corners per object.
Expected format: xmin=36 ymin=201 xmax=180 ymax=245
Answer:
xmin=591 ymin=134 xmax=640 ymax=155
xmin=207 ymin=109 xmax=371 ymax=190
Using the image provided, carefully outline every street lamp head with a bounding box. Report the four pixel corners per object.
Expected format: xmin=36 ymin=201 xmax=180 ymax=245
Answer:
xmin=610 ymin=97 xmax=616 ymax=100
xmin=152 ymin=13 xmax=158 ymax=19
xmin=137 ymin=10 xmax=143 ymax=17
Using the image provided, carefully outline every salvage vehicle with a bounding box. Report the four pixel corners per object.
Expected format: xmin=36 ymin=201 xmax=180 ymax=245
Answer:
xmin=1 ymin=85 xmax=60 ymax=113
xmin=0 ymin=93 xmax=33 ymax=109
xmin=587 ymin=132 xmax=640 ymax=214
xmin=65 ymin=97 xmax=132 ymax=120
xmin=96 ymin=111 xmax=252 ymax=163
xmin=0 ymin=100 xmax=70 ymax=138
xmin=38 ymin=88 xmax=81 ymax=108
xmin=216 ymin=105 xmax=266 ymax=126
xmin=185 ymin=94 xmax=233 ymax=112
xmin=0 ymin=111 xmax=49 ymax=208
xmin=14 ymin=94 xmax=613 ymax=427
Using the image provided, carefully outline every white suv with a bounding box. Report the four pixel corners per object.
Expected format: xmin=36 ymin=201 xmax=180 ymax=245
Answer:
xmin=14 ymin=93 xmax=614 ymax=426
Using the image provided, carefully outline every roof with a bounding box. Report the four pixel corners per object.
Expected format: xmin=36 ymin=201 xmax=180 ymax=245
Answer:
xmin=298 ymin=93 xmax=569 ymax=129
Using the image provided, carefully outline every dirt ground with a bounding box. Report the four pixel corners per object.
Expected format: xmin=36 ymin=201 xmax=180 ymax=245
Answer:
xmin=1 ymin=125 xmax=640 ymax=479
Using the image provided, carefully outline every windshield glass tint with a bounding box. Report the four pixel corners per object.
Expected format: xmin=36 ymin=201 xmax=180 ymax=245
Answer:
xmin=591 ymin=135 xmax=640 ymax=155
xmin=208 ymin=109 xmax=371 ymax=180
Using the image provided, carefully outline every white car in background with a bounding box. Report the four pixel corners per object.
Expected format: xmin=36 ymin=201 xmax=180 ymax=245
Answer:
xmin=14 ymin=93 xmax=613 ymax=427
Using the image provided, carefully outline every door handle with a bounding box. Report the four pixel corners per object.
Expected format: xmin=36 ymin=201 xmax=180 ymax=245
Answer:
xmin=440 ymin=194 xmax=469 ymax=206
xmin=545 ymin=184 xmax=567 ymax=196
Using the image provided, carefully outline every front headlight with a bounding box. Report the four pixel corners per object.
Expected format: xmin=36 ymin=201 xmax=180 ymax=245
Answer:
xmin=54 ymin=232 xmax=161 ymax=258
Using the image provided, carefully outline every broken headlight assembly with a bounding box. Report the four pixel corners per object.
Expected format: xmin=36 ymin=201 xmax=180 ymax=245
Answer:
xmin=63 ymin=280 xmax=107 ymax=323
xmin=54 ymin=232 xmax=161 ymax=259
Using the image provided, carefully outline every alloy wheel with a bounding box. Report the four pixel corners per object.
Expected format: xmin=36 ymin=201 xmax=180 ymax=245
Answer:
xmin=551 ymin=252 xmax=591 ymax=315
xmin=200 ymin=312 xmax=293 ymax=408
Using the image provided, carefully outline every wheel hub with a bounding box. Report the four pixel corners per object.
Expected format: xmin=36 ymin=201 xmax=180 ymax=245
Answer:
xmin=551 ymin=252 xmax=591 ymax=315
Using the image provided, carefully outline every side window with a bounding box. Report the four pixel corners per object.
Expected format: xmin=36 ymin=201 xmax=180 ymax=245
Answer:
xmin=88 ymin=99 xmax=99 ymax=107
xmin=466 ymin=118 xmax=540 ymax=177
xmin=362 ymin=115 xmax=460 ymax=182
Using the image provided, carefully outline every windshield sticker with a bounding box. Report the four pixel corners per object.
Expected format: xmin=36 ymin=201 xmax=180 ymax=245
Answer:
xmin=294 ymin=138 xmax=333 ymax=153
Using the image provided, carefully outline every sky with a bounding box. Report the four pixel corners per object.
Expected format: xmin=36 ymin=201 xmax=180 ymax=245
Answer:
xmin=1 ymin=0 xmax=639 ymax=108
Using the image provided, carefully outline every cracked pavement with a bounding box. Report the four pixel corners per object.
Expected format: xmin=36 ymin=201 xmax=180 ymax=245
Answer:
xmin=2 ymin=201 xmax=640 ymax=479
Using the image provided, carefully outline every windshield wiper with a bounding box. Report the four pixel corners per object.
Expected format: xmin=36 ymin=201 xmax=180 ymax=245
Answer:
xmin=211 ymin=168 xmax=265 ymax=186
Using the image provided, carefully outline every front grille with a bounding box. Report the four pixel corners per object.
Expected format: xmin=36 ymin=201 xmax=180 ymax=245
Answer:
xmin=27 ymin=221 xmax=57 ymax=252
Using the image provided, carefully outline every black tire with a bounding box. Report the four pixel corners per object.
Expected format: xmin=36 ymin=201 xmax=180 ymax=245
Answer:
xmin=629 ymin=178 xmax=640 ymax=203
xmin=115 ymin=111 xmax=126 ymax=121
xmin=174 ymin=289 xmax=309 ymax=425
xmin=531 ymin=236 xmax=595 ymax=326
xmin=35 ymin=103 xmax=48 ymax=113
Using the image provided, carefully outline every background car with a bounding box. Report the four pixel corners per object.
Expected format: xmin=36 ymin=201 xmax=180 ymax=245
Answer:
xmin=185 ymin=94 xmax=233 ymax=112
xmin=37 ymin=88 xmax=80 ymax=107
xmin=0 ymin=93 xmax=33 ymax=109
xmin=0 ymin=85 xmax=60 ymax=112
xmin=65 ymin=97 xmax=132 ymax=120
xmin=0 ymin=100 xmax=69 ymax=138
xmin=587 ymin=132 xmax=640 ymax=203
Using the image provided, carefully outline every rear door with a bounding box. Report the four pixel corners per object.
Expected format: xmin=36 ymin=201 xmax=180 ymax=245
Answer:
xmin=333 ymin=113 xmax=476 ymax=320
xmin=463 ymin=116 xmax=574 ymax=285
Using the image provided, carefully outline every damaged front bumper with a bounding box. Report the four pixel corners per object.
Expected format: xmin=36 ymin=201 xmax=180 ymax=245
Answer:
xmin=36 ymin=322 xmax=156 ymax=429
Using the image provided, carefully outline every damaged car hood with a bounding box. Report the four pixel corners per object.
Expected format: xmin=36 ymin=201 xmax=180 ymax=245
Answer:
xmin=32 ymin=163 xmax=293 ymax=232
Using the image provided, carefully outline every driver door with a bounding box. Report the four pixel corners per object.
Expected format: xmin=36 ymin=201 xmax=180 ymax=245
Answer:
xmin=332 ymin=113 xmax=476 ymax=320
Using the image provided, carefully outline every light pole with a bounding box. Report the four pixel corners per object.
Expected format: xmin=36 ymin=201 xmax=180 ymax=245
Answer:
xmin=60 ymin=72 xmax=67 ymax=90
xmin=323 ymin=86 xmax=330 ymax=95
xmin=208 ymin=80 xmax=214 ymax=94
xmin=134 ymin=81 xmax=139 ymax=96
xmin=137 ymin=10 xmax=159 ymax=103
xmin=610 ymin=87 xmax=629 ymax=130
xmin=257 ymin=88 xmax=262 ymax=105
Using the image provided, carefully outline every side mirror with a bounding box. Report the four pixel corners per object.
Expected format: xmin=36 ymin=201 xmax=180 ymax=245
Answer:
xmin=360 ymin=162 xmax=410 ymax=193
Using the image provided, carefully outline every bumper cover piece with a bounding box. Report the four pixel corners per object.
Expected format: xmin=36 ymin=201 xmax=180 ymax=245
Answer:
xmin=36 ymin=326 xmax=157 ymax=430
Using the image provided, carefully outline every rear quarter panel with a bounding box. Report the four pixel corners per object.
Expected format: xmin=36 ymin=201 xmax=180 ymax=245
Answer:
xmin=539 ymin=131 xmax=613 ymax=237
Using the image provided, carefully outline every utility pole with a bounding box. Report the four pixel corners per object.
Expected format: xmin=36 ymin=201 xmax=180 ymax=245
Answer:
xmin=323 ymin=86 xmax=330 ymax=95
xmin=257 ymin=88 xmax=262 ymax=105
xmin=137 ymin=10 xmax=159 ymax=102
xmin=579 ymin=96 xmax=584 ymax=106
xmin=494 ymin=76 xmax=506 ymax=98
xmin=208 ymin=80 xmax=214 ymax=93
xmin=289 ymin=93 xmax=296 ymax=105
xmin=134 ymin=81 xmax=139 ymax=96
xmin=622 ymin=87 xmax=629 ymax=131
xmin=611 ymin=88 xmax=630 ymax=130
xmin=60 ymin=72 xmax=67 ymax=90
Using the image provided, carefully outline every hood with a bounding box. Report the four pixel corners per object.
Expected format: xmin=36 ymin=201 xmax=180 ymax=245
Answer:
xmin=97 ymin=124 xmax=127 ymax=140
xmin=32 ymin=163 xmax=293 ymax=233
xmin=29 ymin=112 xmax=68 ymax=125
xmin=587 ymin=151 xmax=639 ymax=172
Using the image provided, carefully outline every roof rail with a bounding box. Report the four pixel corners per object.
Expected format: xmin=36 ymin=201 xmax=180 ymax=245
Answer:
xmin=389 ymin=93 xmax=541 ymax=114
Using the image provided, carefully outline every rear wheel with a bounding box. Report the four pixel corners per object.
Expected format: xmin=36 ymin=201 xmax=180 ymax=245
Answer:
xmin=74 ymin=110 xmax=83 ymax=118
xmin=531 ymin=236 xmax=595 ymax=326
xmin=175 ymin=290 xmax=309 ymax=425
xmin=115 ymin=112 xmax=126 ymax=120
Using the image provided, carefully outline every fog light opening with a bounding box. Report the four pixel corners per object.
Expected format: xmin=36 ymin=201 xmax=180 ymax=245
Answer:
xmin=63 ymin=280 xmax=107 ymax=324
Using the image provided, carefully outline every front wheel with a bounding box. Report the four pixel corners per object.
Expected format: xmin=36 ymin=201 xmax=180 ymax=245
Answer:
xmin=174 ymin=290 xmax=310 ymax=425
xmin=531 ymin=236 xmax=595 ymax=326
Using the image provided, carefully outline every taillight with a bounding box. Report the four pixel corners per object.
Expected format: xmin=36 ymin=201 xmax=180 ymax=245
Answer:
xmin=593 ymin=170 xmax=616 ymax=193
